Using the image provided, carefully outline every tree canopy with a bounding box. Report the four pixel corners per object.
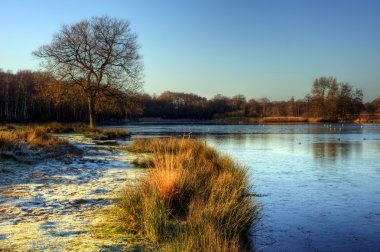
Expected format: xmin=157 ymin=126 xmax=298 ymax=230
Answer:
xmin=33 ymin=16 xmax=143 ymax=127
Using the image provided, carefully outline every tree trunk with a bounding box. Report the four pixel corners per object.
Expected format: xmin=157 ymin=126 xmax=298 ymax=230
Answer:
xmin=88 ymin=95 xmax=95 ymax=128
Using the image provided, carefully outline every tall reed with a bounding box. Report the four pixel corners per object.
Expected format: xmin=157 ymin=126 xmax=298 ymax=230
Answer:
xmin=115 ymin=137 xmax=258 ymax=251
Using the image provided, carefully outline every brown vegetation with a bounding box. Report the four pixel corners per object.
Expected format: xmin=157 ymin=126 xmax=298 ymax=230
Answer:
xmin=84 ymin=128 xmax=131 ymax=140
xmin=355 ymin=113 xmax=380 ymax=123
xmin=0 ymin=125 xmax=82 ymax=162
xmin=110 ymin=138 xmax=257 ymax=251
xmin=37 ymin=122 xmax=131 ymax=140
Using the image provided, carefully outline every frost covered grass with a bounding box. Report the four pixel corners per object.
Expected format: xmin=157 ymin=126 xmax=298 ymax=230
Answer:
xmin=0 ymin=122 xmax=131 ymax=162
xmin=0 ymin=125 xmax=82 ymax=162
xmin=38 ymin=122 xmax=131 ymax=140
xmin=112 ymin=137 xmax=258 ymax=251
xmin=0 ymin=126 xmax=66 ymax=149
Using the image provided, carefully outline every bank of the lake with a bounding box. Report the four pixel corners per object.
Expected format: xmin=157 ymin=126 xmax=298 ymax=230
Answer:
xmin=1 ymin=125 xmax=257 ymax=251
xmin=125 ymin=115 xmax=380 ymax=126
xmin=111 ymin=123 xmax=380 ymax=251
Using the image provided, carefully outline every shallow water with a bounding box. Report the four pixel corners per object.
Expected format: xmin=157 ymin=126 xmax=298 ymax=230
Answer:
xmin=116 ymin=123 xmax=380 ymax=251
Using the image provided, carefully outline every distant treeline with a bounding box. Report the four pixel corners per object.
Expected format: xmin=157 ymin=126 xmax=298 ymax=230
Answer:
xmin=137 ymin=76 xmax=379 ymax=121
xmin=0 ymin=70 xmax=139 ymax=123
xmin=1 ymin=70 xmax=379 ymax=123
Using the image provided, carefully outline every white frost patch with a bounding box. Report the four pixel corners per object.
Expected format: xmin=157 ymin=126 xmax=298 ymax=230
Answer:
xmin=0 ymin=133 xmax=142 ymax=251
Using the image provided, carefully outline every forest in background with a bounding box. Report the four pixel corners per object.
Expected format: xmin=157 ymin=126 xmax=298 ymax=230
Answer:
xmin=1 ymin=70 xmax=379 ymax=123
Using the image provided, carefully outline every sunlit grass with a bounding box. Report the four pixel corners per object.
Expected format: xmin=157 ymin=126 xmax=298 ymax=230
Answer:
xmin=0 ymin=126 xmax=66 ymax=150
xmin=0 ymin=125 xmax=82 ymax=161
xmin=130 ymin=156 xmax=154 ymax=168
xmin=113 ymin=137 xmax=258 ymax=251
xmin=38 ymin=122 xmax=87 ymax=133
xmin=37 ymin=122 xmax=131 ymax=139
xmin=84 ymin=128 xmax=131 ymax=140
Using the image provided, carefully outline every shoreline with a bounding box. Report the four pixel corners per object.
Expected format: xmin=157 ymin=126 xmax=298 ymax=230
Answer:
xmin=2 ymin=114 xmax=379 ymax=127
xmin=120 ymin=116 xmax=380 ymax=125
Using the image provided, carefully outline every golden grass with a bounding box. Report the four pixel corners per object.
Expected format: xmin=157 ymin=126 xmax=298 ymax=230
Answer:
xmin=85 ymin=128 xmax=131 ymax=140
xmin=0 ymin=125 xmax=82 ymax=161
xmin=130 ymin=157 xmax=154 ymax=168
xmin=113 ymin=137 xmax=258 ymax=251
xmin=38 ymin=122 xmax=87 ymax=133
xmin=0 ymin=127 xmax=66 ymax=150
xmin=124 ymin=137 xmax=207 ymax=154
xmin=35 ymin=122 xmax=131 ymax=139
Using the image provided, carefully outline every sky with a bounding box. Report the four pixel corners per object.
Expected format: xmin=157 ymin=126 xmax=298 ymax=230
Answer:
xmin=0 ymin=0 xmax=379 ymax=101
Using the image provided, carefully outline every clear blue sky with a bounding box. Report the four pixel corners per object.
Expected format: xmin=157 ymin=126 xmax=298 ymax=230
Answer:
xmin=1 ymin=0 xmax=379 ymax=101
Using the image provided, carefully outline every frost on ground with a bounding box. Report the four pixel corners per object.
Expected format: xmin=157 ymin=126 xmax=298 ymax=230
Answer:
xmin=0 ymin=134 xmax=143 ymax=251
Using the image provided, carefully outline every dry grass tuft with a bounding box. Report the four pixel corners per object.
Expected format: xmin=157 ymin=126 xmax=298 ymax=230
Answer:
xmin=113 ymin=137 xmax=258 ymax=251
xmin=1 ymin=127 xmax=62 ymax=150
xmin=0 ymin=125 xmax=82 ymax=162
xmin=85 ymin=128 xmax=131 ymax=140
xmin=35 ymin=122 xmax=131 ymax=140
xmin=38 ymin=122 xmax=87 ymax=133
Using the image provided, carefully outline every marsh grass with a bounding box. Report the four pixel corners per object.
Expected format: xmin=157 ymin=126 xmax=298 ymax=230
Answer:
xmin=0 ymin=122 xmax=130 ymax=162
xmin=37 ymin=122 xmax=131 ymax=140
xmin=0 ymin=125 xmax=82 ymax=161
xmin=114 ymin=137 xmax=258 ymax=251
xmin=84 ymin=128 xmax=131 ymax=140
xmin=123 ymin=138 xmax=162 ymax=153
xmin=131 ymin=157 xmax=154 ymax=168
xmin=38 ymin=122 xmax=87 ymax=133
xmin=0 ymin=127 xmax=66 ymax=150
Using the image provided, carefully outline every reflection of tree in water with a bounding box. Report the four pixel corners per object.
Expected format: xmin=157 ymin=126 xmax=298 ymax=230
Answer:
xmin=203 ymin=133 xmax=298 ymax=152
xmin=312 ymin=141 xmax=362 ymax=161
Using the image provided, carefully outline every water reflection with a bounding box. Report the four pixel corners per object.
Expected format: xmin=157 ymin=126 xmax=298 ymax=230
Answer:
xmin=121 ymin=122 xmax=377 ymax=136
xmin=201 ymin=132 xmax=365 ymax=164
xmin=312 ymin=141 xmax=363 ymax=161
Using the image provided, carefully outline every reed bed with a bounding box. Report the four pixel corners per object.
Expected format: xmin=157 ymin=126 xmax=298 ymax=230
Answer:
xmin=114 ymin=137 xmax=258 ymax=251
xmin=0 ymin=126 xmax=66 ymax=151
xmin=38 ymin=122 xmax=131 ymax=139
xmin=0 ymin=125 xmax=82 ymax=162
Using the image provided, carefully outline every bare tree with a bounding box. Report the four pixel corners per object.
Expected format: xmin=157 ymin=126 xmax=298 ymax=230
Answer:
xmin=34 ymin=16 xmax=143 ymax=128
